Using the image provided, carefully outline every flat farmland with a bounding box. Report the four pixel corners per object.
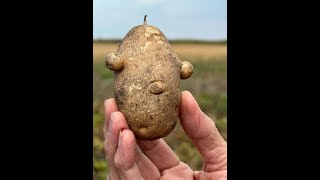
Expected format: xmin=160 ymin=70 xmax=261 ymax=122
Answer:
xmin=93 ymin=42 xmax=227 ymax=62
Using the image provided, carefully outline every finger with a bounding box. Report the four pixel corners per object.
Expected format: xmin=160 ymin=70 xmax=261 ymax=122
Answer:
xmin=114 ymin=130 xmax=143 ymax=180
xmin=104 ymin=111 xmax=128 ymax=180
xmin=105 ymin=112 xmax=129 ymax=161
xmin=105 ymin=110 xmax=160 ymax=179
xmin=103 ymin=98 xmax=118 ymax=138
xmin=137 ymin=139 xmax=180 ymax=172
xmin=179 ymin=91 xmax=227 ymax=171
xmin=135 ymin=146 xmax=161 ymax=179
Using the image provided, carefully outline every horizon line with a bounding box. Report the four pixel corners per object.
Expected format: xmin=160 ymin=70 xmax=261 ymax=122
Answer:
xmin=93 ymin=38 xmax=227 ymax=43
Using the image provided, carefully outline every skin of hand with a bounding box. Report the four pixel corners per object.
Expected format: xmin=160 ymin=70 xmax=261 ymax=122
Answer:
xmin=103 ymin=91 xmax=227 ymax=180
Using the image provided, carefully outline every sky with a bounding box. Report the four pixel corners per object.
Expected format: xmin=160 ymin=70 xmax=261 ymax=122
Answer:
xmin=93 ymin=0 xmax=227 ymax=41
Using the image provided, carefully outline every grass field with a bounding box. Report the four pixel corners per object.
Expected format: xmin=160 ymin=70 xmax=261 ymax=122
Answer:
xmin=93 ymin=42 xmax=227 ymax=62
xmin=93 ymin=41 xmax=227 ymax=180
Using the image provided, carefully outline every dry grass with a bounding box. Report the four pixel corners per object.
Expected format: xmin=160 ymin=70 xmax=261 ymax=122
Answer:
xmin=93 ymin=42 xmax=227 ymax=63
xmin=171 ymin=44 xmax=227 ymax=62
xmin=93 ymin=43 xmax=119 ymax=62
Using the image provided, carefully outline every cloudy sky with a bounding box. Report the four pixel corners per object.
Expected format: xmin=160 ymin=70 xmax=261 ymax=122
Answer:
xmin=93 ymin=0 xmax=227 ymax=40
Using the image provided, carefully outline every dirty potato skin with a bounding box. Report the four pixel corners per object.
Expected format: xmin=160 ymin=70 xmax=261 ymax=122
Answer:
xmin=106 ymin=16 xmax=193 ymax=140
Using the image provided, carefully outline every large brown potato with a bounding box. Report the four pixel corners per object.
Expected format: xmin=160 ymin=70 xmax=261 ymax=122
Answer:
xmin=106 ymin=16 xmax=193 ymax=140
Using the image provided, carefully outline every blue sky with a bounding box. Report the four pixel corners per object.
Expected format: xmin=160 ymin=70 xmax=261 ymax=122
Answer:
xmin=93 ymin=0 xmax=227 ymax=40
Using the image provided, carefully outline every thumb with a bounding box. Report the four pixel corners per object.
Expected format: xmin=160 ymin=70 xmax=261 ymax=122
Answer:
xmin=179 ymin=91 xmax=227 ymax=171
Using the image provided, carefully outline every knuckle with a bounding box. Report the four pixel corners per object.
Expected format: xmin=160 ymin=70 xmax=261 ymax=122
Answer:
xmin=114 ymin=158 xmax=122 ymax=169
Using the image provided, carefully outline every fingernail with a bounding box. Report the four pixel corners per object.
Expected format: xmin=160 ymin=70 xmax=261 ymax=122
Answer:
xmin=109 ymin=112 xmax=115 ymax=130
xmin=104 ymin=99 xmax=109 ymax=108
xmin=118 ymin=130 xmax=123 ymax=146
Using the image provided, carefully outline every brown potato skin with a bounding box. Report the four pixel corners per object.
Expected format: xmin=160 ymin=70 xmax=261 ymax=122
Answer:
xmin=109 ymin=24 xmax=189 ymax=140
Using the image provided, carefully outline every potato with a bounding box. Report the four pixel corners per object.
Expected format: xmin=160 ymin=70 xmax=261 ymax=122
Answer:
xmin=105 ymin=15 xmax=193 ymax=140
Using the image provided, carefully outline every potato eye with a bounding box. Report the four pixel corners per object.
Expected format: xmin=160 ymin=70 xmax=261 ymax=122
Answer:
xmin=148 ymin=81 xmax=166 ymax=94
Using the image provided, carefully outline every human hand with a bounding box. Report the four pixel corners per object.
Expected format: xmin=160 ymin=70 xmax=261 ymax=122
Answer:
xmin=103 ymin=91 xmax=227 ymax=180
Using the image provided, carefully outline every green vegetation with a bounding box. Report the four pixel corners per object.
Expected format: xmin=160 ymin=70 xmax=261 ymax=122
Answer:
xmin=93 ymin=45 xmax=227 ymax=180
